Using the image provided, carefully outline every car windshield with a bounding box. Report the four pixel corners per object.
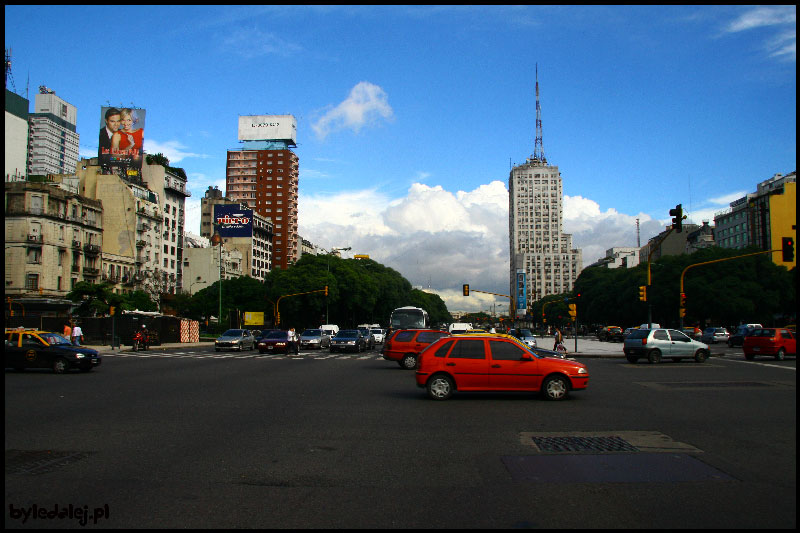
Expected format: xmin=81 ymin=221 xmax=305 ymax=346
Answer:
xmin=336 ymin=330 xmax=358 ymax=338
xmin=222 ymin=330 xmax=245 ymax=337
xmin=518 ymin=329 xmax=533 ymax=337
xmin=371 ymin=329 xmax=382 ymax=334
xmin=265 ymin=331 xmax=288 ymax=339
xmin=39 ymin=333 xmax=72 ymax=345
xmin=302 ymin=329 xmax=322 ymax=336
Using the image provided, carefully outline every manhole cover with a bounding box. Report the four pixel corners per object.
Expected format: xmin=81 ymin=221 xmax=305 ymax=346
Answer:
xmin=531 ymin=435 xmax=639 ymax=453
xmin=5 ymin=450 xmax=93 ymax=475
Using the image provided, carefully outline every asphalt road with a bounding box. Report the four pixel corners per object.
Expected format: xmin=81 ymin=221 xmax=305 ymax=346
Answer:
xmin=5 ymin=345 xmax=796 ymax=528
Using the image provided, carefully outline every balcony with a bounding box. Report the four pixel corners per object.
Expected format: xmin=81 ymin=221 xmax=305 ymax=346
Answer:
xmin=84 ymin=243 xmax=101 ymax=254
xmin=27 ymin=234 xmax=43 ymax=244
xmin=83 ymin=267 xmax=100 ymax=277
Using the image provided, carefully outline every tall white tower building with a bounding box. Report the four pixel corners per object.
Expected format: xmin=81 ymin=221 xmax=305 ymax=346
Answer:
xmin=508 ymin=68 xmax=582 ymax=317
xmin=27 ymin=87 xmax=80 ymax=176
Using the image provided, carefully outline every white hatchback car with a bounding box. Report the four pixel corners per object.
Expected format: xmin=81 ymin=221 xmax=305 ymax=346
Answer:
xmin=701 ymin=327 xmax=730 ymax=344
xmin=370 ymin=328 xmax=385 ymax=344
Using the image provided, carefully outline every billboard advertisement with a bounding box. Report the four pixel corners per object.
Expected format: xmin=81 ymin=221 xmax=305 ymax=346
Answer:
xmin=99 ymin=106 xmax=146 ymax=170
xmin=214 ymin=204 xmax=253 ymax=238
xmin=238 ymin=114 xmax=297 ymax=144
xmin=515 ymin=269 xmax=527 ymax=318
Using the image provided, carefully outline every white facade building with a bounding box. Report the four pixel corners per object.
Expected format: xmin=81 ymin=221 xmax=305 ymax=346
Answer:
xmin=509 ymin=157 xmax=582 ymax=316
xmin=27 ymin=88 xmax=80 ymax=177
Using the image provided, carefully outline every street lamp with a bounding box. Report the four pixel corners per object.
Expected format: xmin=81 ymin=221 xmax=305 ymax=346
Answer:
xmin=189 ymin=278 xmax=207 ymax=295
xmin=211 ymin=231 xmax=223 ymax=330
xmin=321 ymin=246 xmax=351 ymax=323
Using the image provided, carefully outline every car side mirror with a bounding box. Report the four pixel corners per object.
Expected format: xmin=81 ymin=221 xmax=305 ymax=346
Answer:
xmin=521 ymin=354 xmax=533 ymax=361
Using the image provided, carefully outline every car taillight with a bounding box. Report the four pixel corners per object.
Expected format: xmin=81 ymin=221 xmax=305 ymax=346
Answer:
xmin=642 ymin=337 xmax=647 ymax=345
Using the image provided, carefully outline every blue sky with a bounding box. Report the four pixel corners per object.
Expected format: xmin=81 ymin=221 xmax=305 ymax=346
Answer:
xmin=5 ymin=5 xmax=796 ymax=313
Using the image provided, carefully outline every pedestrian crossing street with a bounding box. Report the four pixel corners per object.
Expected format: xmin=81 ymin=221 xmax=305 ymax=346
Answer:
xmin=105 ymin=350 xmax=384 ymax=361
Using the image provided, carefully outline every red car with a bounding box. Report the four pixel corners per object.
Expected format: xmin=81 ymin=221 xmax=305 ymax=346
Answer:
xmin=257 ymin=330 xmax=299 ymax=354
xmin=743 ymin=328 xmax=796 ymax=361
xmin=382 ymin=329 xmax=450 ymax=369
xmin=415 ymin=334 xmax=589 ymax=401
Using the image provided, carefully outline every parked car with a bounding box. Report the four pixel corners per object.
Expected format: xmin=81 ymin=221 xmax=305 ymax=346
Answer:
xmin=415 ymin=334 xmax=589 ymax=401
xmin=330 ymin=330 xmax=368 ymax=353
xmin=623 ymin=328 xmax=710 ymax=364
xmin=258 ymin=330 xmax=299 ymax=354
xmin=597 ymin=326 xmax=624 ymax=342
xmin=215 ymin=329 xmax=256 ymax=352
xmin=5 ymin=329 xmax=102 ymax=373
xmin=382 ymin=329 xmax=451 ymax=369
xmin=743 ymin=328 xmax=796 ymax=361
xmin=508 ymin=328 xmax=537 ymax=349
xmin=701 ymin=327 xmax=730 ymax=344
xmin=370 ymin=328 xmax=385 ymax=344
xmin=299 ymin=329 xmax=330 ymax=350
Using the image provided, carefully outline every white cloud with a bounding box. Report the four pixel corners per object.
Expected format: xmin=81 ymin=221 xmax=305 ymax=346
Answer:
xmin=312 ymin=81 xmax=394 ymax=140
xmin=724 ymin=6 xmax=796 ymax=62
xmin=144 ymin=139 xmax=208 ymax=164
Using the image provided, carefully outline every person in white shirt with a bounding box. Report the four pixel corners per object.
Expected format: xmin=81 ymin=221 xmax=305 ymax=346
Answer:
xmin=71 ymin=324 xmax=84 ymax=346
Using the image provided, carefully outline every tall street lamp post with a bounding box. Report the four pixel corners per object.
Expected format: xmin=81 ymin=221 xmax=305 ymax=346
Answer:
xmin=210 ymin=231 xmax=223 ymax=331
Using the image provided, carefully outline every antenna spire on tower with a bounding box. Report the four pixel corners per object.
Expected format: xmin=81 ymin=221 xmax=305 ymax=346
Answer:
xmin=533 ymin=63 xmax=547 ymax=165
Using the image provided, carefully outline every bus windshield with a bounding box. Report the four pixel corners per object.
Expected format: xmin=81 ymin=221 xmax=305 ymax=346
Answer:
xmin=390 ymin=307 xmax=429 ymax=329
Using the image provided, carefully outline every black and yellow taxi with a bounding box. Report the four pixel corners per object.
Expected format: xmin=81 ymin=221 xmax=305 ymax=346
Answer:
xmin=4 ymin=328 xmax=102 ymax=374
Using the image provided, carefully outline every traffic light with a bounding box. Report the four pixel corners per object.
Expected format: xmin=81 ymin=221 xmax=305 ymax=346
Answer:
xmin=110 ymin=306 xmax=116 ymax=316
xmin=568 ymin=303 xmax=577 ymax=320
xmin=669 ymin=204 xmax=683 ymax=233
xmin=782 ymin=237 xmax=794 ymax=262
xmin=680 ymin=293 xmax=686 ymax=308
xmin=679 ymin=308 xmax=686 ymax=318
xmin=638 ymin=285 xmax=647 ymax=302
xmin=462 ymin=284 xmax=470 ymax=296
xmin=324 ymin=285 xmax=328 ymax=296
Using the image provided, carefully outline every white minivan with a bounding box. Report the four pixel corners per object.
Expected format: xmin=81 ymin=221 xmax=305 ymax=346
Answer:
xmin=448 ymin=323 xmax=472 ymax=334
xmin=320 ymin=324 xmax=339 ymax=337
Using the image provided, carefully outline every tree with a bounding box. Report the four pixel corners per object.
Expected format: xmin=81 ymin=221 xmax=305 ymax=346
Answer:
xmin=67 ymin=281 xmax=125 ymax=316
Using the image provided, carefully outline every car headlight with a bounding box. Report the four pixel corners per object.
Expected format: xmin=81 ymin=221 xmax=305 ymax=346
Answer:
xmin=75 ymin=353 xmax=85 ymax=359
xmin=577 ymin=367 xmax=588 ymax=374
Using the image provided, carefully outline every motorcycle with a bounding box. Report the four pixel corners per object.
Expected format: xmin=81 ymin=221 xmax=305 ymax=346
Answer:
xmin=132 ymin=330 xmax=150 ymax=351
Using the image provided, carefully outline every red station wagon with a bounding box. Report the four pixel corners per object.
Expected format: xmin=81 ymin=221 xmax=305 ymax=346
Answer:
xmin=743 ymin=328 xmax=796 ymax=361
xmin=382 ymin=329 xmax=450 ymax=369
xmin=415 ymin=334 xmax=589 ymax=401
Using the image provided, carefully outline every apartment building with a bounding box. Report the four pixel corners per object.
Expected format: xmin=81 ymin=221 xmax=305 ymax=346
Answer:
xmin=5 ymin=180 xmax=103 ymax=297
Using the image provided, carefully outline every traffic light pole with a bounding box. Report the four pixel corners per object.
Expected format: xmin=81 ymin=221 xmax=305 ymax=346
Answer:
xmin=679 ymin=248 xmax=785 ymax=328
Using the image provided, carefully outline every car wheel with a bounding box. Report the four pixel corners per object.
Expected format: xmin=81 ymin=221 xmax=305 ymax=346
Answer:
xmin=648 ymin=349 xmax=662 ymax=364
xmin=625 ymin=355 xmax=639 ymax=363
xmin=542 ymin=375 xmax=569 ymax=401
xmin=775 ymin=348 xmax=786 ymax=361
xmin=694 ymin=350 xmax=708 ymax=363
xmin=53 ymin=358 xmax=69 ymax=374
xmin=427 ymin=374 xmax=454 ymax=400
xmin=401 ymin=354 xmax=417 ymax=370
xmin=744 ymin=353 xmax=755 ymax=361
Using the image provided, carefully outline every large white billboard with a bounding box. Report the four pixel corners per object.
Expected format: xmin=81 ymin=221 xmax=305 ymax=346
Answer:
xmin=238 ymin=114 xmax=297 ymax=143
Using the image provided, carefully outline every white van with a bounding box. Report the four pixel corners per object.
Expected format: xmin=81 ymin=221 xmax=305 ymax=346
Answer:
xmin=448 ymin=323 xmax=472 ymax=334
xmin=320 ymin=324 xmax=339 ymax=336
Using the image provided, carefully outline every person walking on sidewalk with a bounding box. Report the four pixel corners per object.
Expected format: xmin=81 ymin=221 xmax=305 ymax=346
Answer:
xmin=553 ymin=327 xmax=563 ymax=351
xmin=71 ymin=323 xmax=84 ymax=346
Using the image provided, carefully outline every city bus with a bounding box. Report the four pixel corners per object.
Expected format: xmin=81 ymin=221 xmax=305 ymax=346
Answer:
xmin=389 ymin=306 xmax=429 ymax=331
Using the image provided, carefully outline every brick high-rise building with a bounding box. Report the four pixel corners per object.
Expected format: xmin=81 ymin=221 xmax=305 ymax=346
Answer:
xmin=226 ymin=115 xmax=298 ymax=270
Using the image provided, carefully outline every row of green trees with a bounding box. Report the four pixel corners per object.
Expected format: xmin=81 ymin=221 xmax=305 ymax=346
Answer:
xmin=532 ymin=246 xmax=795 ymax=329
xmin=67 ymin=245 xmax=794 ymax=334
xmin=68 ymin=254 xmax=452 ymax=332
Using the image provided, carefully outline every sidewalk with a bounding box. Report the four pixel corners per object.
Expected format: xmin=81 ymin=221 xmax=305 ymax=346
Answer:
xmin=83 ymin=341 xmax=211 ymax=355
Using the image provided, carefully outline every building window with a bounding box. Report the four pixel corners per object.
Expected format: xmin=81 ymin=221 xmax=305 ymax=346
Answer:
xmin=25 ymin=274 xmax=39 ymax=291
